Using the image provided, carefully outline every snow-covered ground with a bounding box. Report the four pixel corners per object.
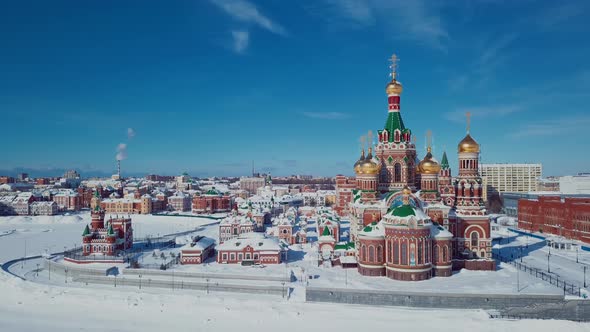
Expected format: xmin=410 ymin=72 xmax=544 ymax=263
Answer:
xmin=0 ymin=212 xmax=218 ymax=264
xmin=1 ymin=214 xmax=589 ymax=330
xmin=492 ymin=226 xmax=590 ymax=291
xmin=1 ymin=270 xmax=588 ymax=332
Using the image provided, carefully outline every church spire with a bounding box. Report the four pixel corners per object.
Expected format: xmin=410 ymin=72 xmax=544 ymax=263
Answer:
xmin=440 ymin=151 xmax=449 ymax=170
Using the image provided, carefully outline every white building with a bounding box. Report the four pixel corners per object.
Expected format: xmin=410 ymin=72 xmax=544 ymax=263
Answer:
xmin=168 ymin=191 xmax=191 ymax=211
xmin=559 ymin=174 xmax=590 ymax=194
xmin=30 ymin=201 xmax=58 ymax=215
xmin=480 ymin=163 xmax=542 ymax=193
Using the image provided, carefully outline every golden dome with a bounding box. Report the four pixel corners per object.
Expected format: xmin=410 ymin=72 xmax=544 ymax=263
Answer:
xmin=458 ymin=133 xmax=480 ymax=153
xmin=355 ymin=148 xmax=381 ymax=175
xmin=417 ymin=148 xmax=441 ymax=174
xmin=385 ymin=79 xmax=403 ymax=95
xmin=353 ymin=149 xmax=365 ymax=174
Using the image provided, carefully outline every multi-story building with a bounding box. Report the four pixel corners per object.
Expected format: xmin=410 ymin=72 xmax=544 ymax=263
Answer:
xmin=0 ymin=176 xmax=15 ymax=184
xmin=537 ymin=177 xmax=560 ymax=192
xmin=63 ymin=170 xmax=80 ymax=179
xmin=101 ymin=198 xmax=144 ymax=214
xmin=52 ymin=190 xmax=81 ymax=211
xmin=0 ymin=194 xmax=16 ymax=215
xmin=12 ymin=192 xmax=34 ymax=215
xmin=240 ymin=177 xmax=266 ymax=194
xmin=17 ymin=173 xmax=28 ymax=182
xmin=518 ymin=196 xmax=590 ymax=244
xmin=192 ymin=189 xmax=232 ymax=214
xmin=218 ymin=213 xmax=256 ymax=242
xmin=559 ymin=174 xmax=590 ymax=194
xmin=30 ymin=201 xmax=58 ymax=215
xmin=479 ymin=163 xmax=542 ymax=194
xmin=168 ymin=191 xmax=191 ymax=211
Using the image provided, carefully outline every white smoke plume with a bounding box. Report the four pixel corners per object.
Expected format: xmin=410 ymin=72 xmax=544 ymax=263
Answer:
xmin=127 ymin=128 xmax=135 ymax=139
xmin=116 ymin=143 xmax=127 ymax=161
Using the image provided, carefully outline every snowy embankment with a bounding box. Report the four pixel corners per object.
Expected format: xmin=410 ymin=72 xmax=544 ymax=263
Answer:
xmin=0 ymin=269 xmax=588 ymax=332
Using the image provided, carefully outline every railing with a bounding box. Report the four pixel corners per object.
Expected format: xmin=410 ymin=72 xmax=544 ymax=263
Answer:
xmin=493 ymin=253 xmax=583 ymax=297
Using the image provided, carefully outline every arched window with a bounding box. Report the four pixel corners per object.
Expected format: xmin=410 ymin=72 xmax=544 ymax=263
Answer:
xmin=443 ymin=246 xmax=447 ymax=262
xmin=393 ymin=241 xmax=399 ymax=264
xmin=470 ymin=231 xmax=479 ymax=247
xmin=394 ymin=163 xmax=402 ymax=182
xmin=377 ymin=245 xmax=383 ymax=262
xmin=401 ymin=242 xmax=408 ymax=265
xmin=369 ymin=246 xmax=375 ymax=262
xmin=417 ymin=241 xmax=423 ymax=265
xmin=433 ymin=245 xmax=439 ymax=263
xmin=361 ymin=245 xmax=366 ymax=261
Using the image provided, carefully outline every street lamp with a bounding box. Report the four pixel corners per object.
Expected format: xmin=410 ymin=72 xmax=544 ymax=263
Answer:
xmin=584 ymin=266 xmax=587 ymax=288
xmin=576 ymin=247 xmax=579 ymax=263
xmin=139 ymin=274 xmax=142 ymax=289
xmin=547 ymin=252 xmax=551 ymax=274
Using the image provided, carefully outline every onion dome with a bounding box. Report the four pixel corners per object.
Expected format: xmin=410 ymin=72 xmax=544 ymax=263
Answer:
xmin=353 ymin=149 xmax=366 ymax=174
xmin=356 ymin=148 xmax=381 ymax=175
xmin=458 ymin=133 xmax=480 ymax=153
xmin=385 ymin=79 xmax=403 ymax=95
xmin=417 ymin=147 xmax=441 ymax=174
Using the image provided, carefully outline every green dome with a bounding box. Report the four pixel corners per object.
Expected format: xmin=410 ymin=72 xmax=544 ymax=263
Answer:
xmin=391 ymin=204 xmax=416 ymax=217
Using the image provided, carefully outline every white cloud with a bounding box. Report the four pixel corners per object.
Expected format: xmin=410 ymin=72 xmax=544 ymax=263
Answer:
xmin=511 ymin=115 xmax=590 ymax=138
xmin=210 ymin=0 xmax=287 ymax=35
xmin=317 ymin=0 xmax=448 ymax=50
xmin=127 ymin=128 xmax=135 ymax=139
xmin=444 ymin=104 xmax=524 ymax=123
xmin=231 ymin=30 xmax=249 ymax=53
xmin=302 ymin=112 xmax=351 ymax=120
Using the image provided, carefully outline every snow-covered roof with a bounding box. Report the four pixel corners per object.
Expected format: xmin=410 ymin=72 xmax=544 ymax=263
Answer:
xmin=430 ymin=225 xmax=453 ymax=239
xmin=360 ymin=221 xmax=385 ymax=238
xmin=216 ymin=233 xmax=281 ymax=251
xmin=181 ymin=237 xmax=216 ymax=251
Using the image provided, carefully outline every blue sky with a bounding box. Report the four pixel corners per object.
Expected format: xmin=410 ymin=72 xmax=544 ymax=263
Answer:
xmin=1 ymin=0 xmax=589 ymax=178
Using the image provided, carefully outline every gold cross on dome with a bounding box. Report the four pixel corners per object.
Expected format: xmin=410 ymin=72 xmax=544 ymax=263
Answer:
xmin=389 ymin=54 xmax=399 ymax=80
xmin=426 ymin=130 xmax=432 ymax=151
xmin=466 ymin=112 xmax=471 ymax=133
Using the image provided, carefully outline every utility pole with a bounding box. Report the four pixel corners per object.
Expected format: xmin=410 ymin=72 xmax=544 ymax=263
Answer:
xmin=516 ymin=267 xmax=520 ymax=293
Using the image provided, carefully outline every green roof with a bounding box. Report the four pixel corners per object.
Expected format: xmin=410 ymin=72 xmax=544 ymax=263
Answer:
xmin=334 ymin=242 xmax=355 ymax=250
xmin=441 ymin=151 xmax=449 ymax=169
xmin=391 ymin=204 xmax=416 ymax=217
xmin=322 ymin=226 xmax=331 ymax=236
xmin=107 ymin=223 xmax=115 ymax=236
xmin=382 ymin=111 xmax=406 ymax=141
xmin=82 ymin=224 xmax=90 ymax=236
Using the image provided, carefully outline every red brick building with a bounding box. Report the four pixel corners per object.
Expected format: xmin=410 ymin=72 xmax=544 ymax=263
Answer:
xmin=334 ymin=175 xmax=355 ymax=216
xmin=52 ymin=190 xmax=81 ymax=211
xmin=192 ymin=190 xmax=232 ymax=214
xmin=0 ymin=176 xmax=15 ymax=184
xmin=518 ymin=196 xmax=590 ymax=244
xmin=180 ymin=236 xmax=216 ymax=264
xmin=216 ymin=233 xmax=282 ymax=265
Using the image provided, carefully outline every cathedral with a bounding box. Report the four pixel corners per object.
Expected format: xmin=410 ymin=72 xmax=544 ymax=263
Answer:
xmin=335 ymin=54 xmax=495 ymax=281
